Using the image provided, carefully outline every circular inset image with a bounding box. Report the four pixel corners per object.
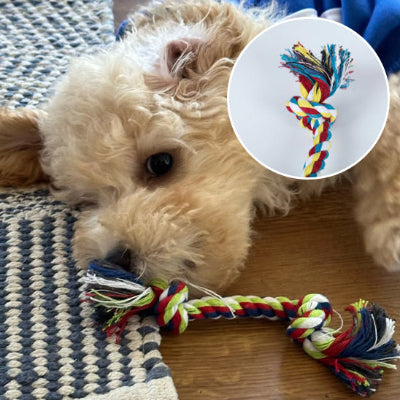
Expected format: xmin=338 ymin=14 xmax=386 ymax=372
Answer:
xmin=228 ymin=17 xmax=389 ymax=179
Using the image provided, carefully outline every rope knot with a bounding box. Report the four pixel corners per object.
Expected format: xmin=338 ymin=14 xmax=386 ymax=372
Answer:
xmin=287 ymin=294 xmax=333 ymax=343
xmin=287 ymin=96 xmax=337 ymax=125
xmin=151 ymin=279 xmax=190 ymax=334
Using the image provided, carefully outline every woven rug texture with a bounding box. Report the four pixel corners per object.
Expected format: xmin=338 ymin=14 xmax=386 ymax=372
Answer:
xmin=0 ymin=1 xmax=178 ymax=399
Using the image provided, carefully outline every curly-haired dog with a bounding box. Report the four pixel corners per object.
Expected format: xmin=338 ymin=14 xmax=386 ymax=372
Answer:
xmin=0 ymin=0 xmax=399 ymax=293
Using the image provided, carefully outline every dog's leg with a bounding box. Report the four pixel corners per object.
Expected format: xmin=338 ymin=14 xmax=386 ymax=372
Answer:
xmin=0 ymin=108 xmax=48 ymax=186
xmin=352 ymin=74 xmax=400 ymax=271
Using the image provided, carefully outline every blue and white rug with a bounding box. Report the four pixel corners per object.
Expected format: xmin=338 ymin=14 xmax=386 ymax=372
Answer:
xmin=0 ymin=1 xmax=177 ymax=399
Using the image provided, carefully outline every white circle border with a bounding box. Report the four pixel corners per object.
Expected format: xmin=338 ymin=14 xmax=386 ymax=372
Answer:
xmin=227 ymin=17 xmax=390 ymax=180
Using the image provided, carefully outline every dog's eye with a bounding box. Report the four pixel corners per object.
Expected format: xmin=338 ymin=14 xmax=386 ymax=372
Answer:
xmin=145 ymin=152 xmax=174 ymax=176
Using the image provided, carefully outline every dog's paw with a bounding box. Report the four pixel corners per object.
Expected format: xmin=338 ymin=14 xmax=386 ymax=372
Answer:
xmin=363 ymin=218 xmax=400 ymax=272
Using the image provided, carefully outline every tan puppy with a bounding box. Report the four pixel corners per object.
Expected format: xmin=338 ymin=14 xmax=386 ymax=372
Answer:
xmin=0 ymin=0 xmax=399 ymax=293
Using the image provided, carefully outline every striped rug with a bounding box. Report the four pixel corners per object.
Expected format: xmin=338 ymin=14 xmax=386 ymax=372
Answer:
xmin=0 ymin=1 xmax=177 ymax=399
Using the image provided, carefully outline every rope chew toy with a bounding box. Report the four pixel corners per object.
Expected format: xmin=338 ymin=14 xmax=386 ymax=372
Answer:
xmin=84 ymin=260 xmax=399 ymax=397
xmin=281 ymin=42 xmax=353 ymax=177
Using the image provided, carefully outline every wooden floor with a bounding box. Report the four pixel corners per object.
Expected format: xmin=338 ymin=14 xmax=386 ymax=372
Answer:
xmin=114 ymin=2 xmax=400 ymax=399
xmin=161 ymin=183 xmax=400 ymax=400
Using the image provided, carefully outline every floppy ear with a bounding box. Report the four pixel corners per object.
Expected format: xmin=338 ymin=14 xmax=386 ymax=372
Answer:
xmin=144 ymin=37 xmax=203 ymax=92
xmin=0 ymin=108 xmax=48 ymax=186
xmin=163 ymin=38 xmax=202 ymax=78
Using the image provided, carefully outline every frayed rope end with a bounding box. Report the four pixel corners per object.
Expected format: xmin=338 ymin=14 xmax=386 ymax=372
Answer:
xmin=281 ymin=42 xmax=354 ymax=99
xmin=301 ymin=299 xmax=399 ymax=396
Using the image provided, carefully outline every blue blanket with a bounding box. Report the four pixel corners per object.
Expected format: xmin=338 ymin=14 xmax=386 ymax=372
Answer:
xmin=228 ymin=0 xmax=400 ymax=74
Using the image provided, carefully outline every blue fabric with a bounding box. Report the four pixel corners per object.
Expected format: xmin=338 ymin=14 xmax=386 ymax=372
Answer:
xmin=116 ymin=19 xmax=130 ymax=41
xmin=88 ymin=260 xmax=144 ymax=284
xmin=226 ymin=0 xmax=400 ymax=73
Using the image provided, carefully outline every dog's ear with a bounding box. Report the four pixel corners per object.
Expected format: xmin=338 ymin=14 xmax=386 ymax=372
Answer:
xmin=145 ymin=37 xmax=204 ymax=93
xmin=163 ymin=38 xmax=202 ymax=79
xmin=0 ymin=108 xmax=48 ymax=186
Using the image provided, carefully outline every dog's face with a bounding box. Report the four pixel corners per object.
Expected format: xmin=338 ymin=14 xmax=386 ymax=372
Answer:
xmin=38 ymin=0 xmax=276 ymax=292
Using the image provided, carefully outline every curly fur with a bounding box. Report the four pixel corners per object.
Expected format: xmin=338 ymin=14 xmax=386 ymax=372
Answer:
xmin=0 ymin=108 xmax=48 ymax=186
xmin=0 ymin=0 xmax=399 ymax=293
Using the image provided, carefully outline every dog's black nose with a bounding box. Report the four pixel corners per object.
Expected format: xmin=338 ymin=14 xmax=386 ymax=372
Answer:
xmin=105 ymin=248 xmax=132 ymax=271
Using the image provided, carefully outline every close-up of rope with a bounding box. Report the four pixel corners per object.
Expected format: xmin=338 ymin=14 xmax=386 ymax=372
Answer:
xmin=281 ymin=42 xmax=353 ymax=177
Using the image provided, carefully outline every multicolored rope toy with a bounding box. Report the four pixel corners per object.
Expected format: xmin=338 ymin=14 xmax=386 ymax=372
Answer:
xmin=281 ymin=42 xmax=353 ymax=177
xmin=84 ymin=260 xmax=399 ymax=397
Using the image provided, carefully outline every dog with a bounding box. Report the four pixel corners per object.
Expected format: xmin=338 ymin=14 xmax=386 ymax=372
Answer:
xmin=0 ymin=0 xmax=399 ymax=294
